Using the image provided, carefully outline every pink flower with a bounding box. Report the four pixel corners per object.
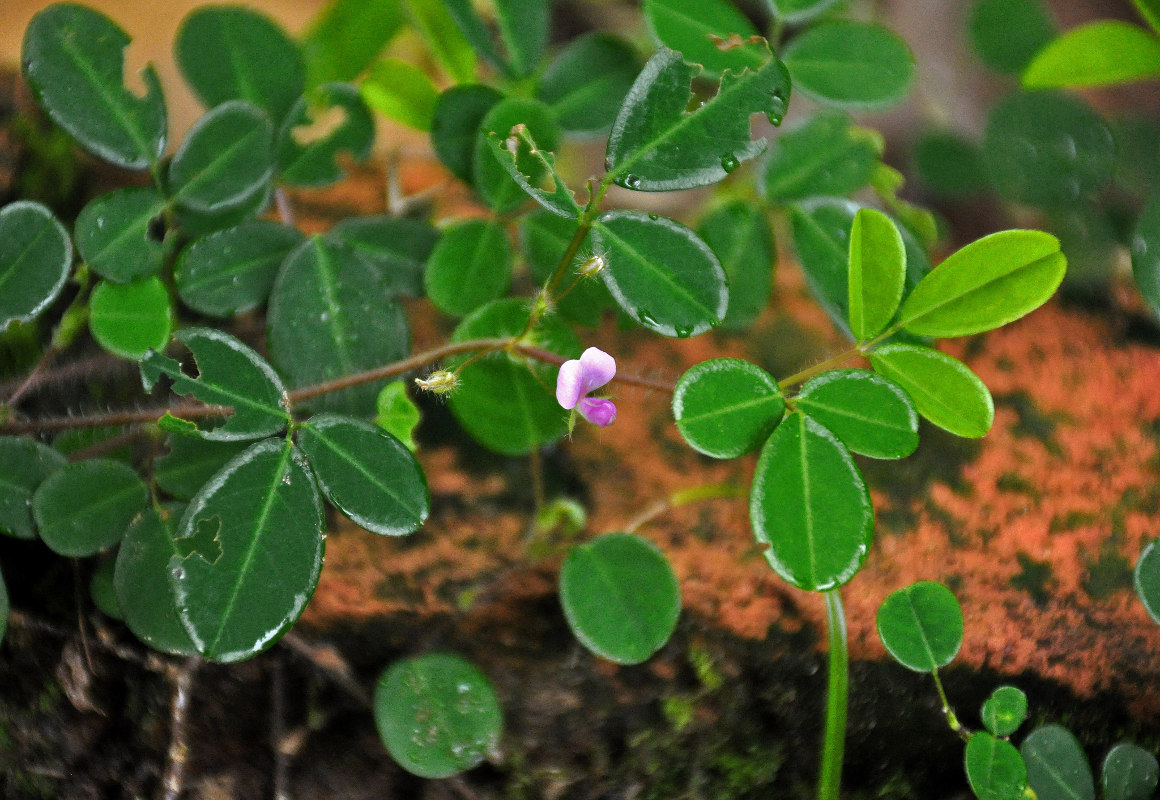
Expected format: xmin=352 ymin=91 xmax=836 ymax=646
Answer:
xmin=556 ymin=347 xmax=617 ymax=427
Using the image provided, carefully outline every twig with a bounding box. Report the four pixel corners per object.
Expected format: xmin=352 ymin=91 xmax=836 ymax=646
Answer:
xmin=162 ymin=657 xmax=201 ymax=800
xmin=281 ymin=632 xmax=371 ymax=706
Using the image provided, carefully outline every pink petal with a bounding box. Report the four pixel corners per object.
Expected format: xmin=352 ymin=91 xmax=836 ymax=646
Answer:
xmin=577 ymin=347 xmax=616 ymax=395
xmin=556 ymin=358 xmax=584 ymax=409
xmin=578 ymin=397 xmax=617 ymax=427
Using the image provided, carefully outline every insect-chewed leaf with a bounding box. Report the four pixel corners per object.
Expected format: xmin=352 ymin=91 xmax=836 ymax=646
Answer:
xmin=327 ymin=216 xmax=438 ymax=298
xmin=0 ymin=436 xmax=67 ymax=540
xmin=768 ymin=0 xmax=842 ymax=23
xmin=606 ymin=46 xmax=790 ymax=191
xmin=764 ymin=111 xmax=881 ymax=203
xmin=22 ymin=4 xmax=166 ymax=169
xmin=115 ymin=505 xmax=197 ymax=655
xmin=981 ymin=686 xmax=1028 ymax=738
xmin=442 ymin=0 xmax=547 ymax=78
xmin=796 ymin=369 xmax=918 ymax=459
xmin=0 ymin=201 xmax=72 ymax=329
xmin=672 ymin=358 xmax=784 ymax=458
xmin=140 ymin=327 xmax=290 ymax=441
xmin=32 ymin=459 xmax=149 ymax=557
xmin=473 ymin=97 xmax=562 ymax=213
xmin=536 ymin=33 xmax=640 ymax=134
xmin=875 ymin=580 xmax=963 ymax=672
xmin=89 ymin=276 xmax=173 ymax=360
xmin=1023 ymin=21 xmax=1160 ymax=89
xmin=1102 ymin=743 xmax=1160 ymax=800
xmin=430 ymin=84 xmax=504 ymax=183
xmin=172 ymin=439 xmax=322 ymax=662
xmin=697 ymin=200 xmax=775 ymax=330
xmin=966 ymin=732 xmax=1029 ymax=800
xmin=643 ymin=0 xmax=767 ymax=77
xmin=169 ymin=101 xmax=274 ymax=214
xmin=75 ymin=188 xmax=167 ymax=283
xmin=869 ymin=343 xmax=994 ymax=438
xmin=374 ymin=382 xmax=421 ymax=452
xmin=1131 ymin=196 xmax=1160 ymax=320
xmin=424 ymin=219 xmax=513 ymax=316
xmin=1136 ymin=537 xmax=1160 ymax=625
xmin=847 ymin=208 xmax=905 ymax=341
xmin=1022 ymin=725 xmax=1095 ymax=800
xmin=154 ymin=436 xmax=250 ymax=501
xmin=484 ymin=131 xmax=579 ymax=218
xmin=782 ymin=21 xmax=915 ymax=109
xmin=276 ymin=83 xmax=374 ymax=187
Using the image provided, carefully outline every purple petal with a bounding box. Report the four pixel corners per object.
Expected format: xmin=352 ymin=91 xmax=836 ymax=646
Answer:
xmin=556 ymin=358 xmax=584 ymax=409
xmin=577 ymin=347 xmax=616 ymax=394
xmin=578 ymin=397 xmax=616 ymax=427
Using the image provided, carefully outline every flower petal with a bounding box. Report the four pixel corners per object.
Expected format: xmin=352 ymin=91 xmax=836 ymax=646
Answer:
xmin=577 ymin=347 xmax=616 ymax=395
xmin=556 ymin=358 xmax=584 ymax=409
xmin=578 ymin=397 xmax=617 ymax=427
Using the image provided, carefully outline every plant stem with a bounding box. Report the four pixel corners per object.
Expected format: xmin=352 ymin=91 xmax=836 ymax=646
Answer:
xmin=930 ymin=669 xmax=966 ymax=738
xmin=625 ymin=482 xmax=745 ymax=532
xmin=817 ymin=588 xmax=849 ymax=800
xmin=778 ymin=347 xmax=864 ymax=392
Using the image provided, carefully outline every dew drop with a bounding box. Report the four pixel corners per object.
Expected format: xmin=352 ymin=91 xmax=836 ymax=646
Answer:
xmin=720 ymin=154 xmax=740 ymax=174
xmin=622 ymin=174 xmax=642 ymax=190
xmin=648 ymin=213 xmax=659 ymax=221
xmin=172 ymin=566 xmax=186 ymax=580
xmin=674 ymin=323 xmax=694 ymax=338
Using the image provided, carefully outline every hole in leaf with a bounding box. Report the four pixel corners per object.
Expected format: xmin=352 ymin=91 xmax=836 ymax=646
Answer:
xmin=121 ymin=38 xmax=151 ymax=98
xmin=174 ymin=514 xmax=223 ymax=565
xmin=146 ymin=213 xmax=166 ymax=242
xmin=291 ymin=104 xmax=348 ymax=146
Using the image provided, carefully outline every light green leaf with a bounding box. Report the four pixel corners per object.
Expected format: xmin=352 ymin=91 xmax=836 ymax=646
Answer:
xmin=1131 ymin=196 xmax=1160 ymax=320
xmin=32 ymin=459 xmax=149 ymax=557
xmin=672 ymin=358 xmax=784 ymax=458
xmin=750 ymin=412 xmax=872 ymax=592
xmin=327 ymin=215 xmax=437 ymax=298
xmin=374 ymin=382 xmax=421 ymax=452
xmin=644 ymin=0 xmax=767 ymax=76
xmin=1102 ymin=743 xmax=1159 ymax=800
xmin=782 ymin=21 xmax=915 ymax=109
xmin=169 ymin=101 xmax=274 ymax=214
xmin=115 ymin=505 xmax=197 ymax=655
xmin=75 ymin=188 xmax=167 ymax=283
xmin=155 ymin=436 xmax=250 ymax=501
xmin=429 ymin=84 xmax=504 ymax=184
xmin=848 ymin=208 xmax=905 ymax=341
xmin=472 ymin=97 xmax=561 ymax=213
xmin=0 ymin=201 xmax=72 ymax=329
xmin=763 ymin=111 xmax=882 ymax=203
xmin=1024 ymin=21 xmax=1160 ymax=88
xmin=404 ymin=0 xmax=476 ymax=83
xmin=869 ymin=344 xmax=994 ymax=438
xmin=360 ymin=58 xmax=438 ymax=130
xmin=276 ymin=83 xmax=374 ymax=187
xmin=483 ymin=130 xmax=579 ymax=218
xmin=969 ymin=0 xmax=1057 ymax=75
xmin=1135 ymin=537 xmax=1160 ymax=624
xmin=966 ymin=732 xmax=1029 ymax=800
xmin=301 ymin=0 xmax=405 ymax=87
xmin=0 ymin=436 xmax=67 ymax=540
xmin=912 ymin=130 xmax=989 ymax=198
xmin=796 ymin=369 xmax=918 ymax=459
xmin=536 ymin=33 xmax=641 ymax=133
xmin=982 ymin=686 xmax=1029 ymax=738
xmin=1023 ymin=725 xmax=1095 ymax=800
xmin=520 ymin=211 xmax=614 ymax=327
xmin=875 ymin=580 xmax=963 ymax=671
xmin=89 ymin=276 xmax=173 ymax=360
xmin=560 ymin=533 xmax=681 ymax=665
xmin=22 ymin=3 xmax=166 ymax=169
xmin=424 ymin=219 xmax=513 ymax=316
xmin=697 ymin=200 xmax=775 ymax=330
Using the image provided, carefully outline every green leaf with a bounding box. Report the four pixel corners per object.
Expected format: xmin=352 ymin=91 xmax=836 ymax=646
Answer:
xmin=763 ymin=111 xmax=882 ymax=203
xmin=750 ymin=412 xmax=873 ymax=592
xmin=788 ymin=197 xmax=859 ymax=335
xmin=276 ymin=83 xmax=374 ymax=187
xmin=897 ymin=230 xmax=1065 ymax=338
xmin=966 ymin=732 xmax=1030 ymax=800
xmin=536 ymin=33 xmax=641 ymax=134
xmin=782 ymin=21 xmax=915 ymax=109
xmin=606 ymin=47 xmax=790 ymax=191
xmin=1135 ymin=0 xmax=1160 ymax=35
xmin=483 ymin=130 xmax=579 ymax=218
xmin=869 ymin=343 xmax=994 ymax=438
xmin=89 ymin=276 xmax=173 ymax=360
xmin=360 ymin=58 xmax=438 ymax=130
xmin=0 ymin=201 xmax=72 ymax=329
xmin=0 ymin=436 xmax=67 ymax=540
xmin=172 ymin=439 xmax=323 ymax=662
xmin=327 ymin=215 xmax=438 ymax=298
xmin=32 ymin=459 xmax=149 ymax=557
xmin=447 ymin=299 xmax=579 ymax=456
xmin=969 ymin=0 xmax=1057 ymax=74
xmin=767 ymin=0 xmax=842 ymax=24
xmin=520 ymin=211 xmax=614 ymax=327
xmin=267 ymin=236 xmax=409 ymax=415
xmin=1023 ymin=725 xmax=1095 ymax=800
xmin=115 ymin=505 xmax=197 ymax=655
xmin=560 ymin=533 xmax=681 ymax=665
xmin=175 ymin=220 xmax=304 ymax=317
xmin=876 ymin=581 xmax=963 ymax=671
xmin=374 ymin=653 xmax=503 ymax=778
xmin=697 ymin=200 xmax=775 ymax=330
xmin=175 ymin=182 xmax=272 ymax=239
xmin=592 ymin=210 xmax=728 ymax=338
xmin=672 ymin=358 xmax=785 ymax=458
xmin=796 ymin=369 xmax=918 ymax=459
xmin=22 ymin=3 xmax=166 ymax=169
xmin=155 ymin=436 xmax=249 ymax=501
xmin=441 ymin=0 xmax=548 ymax=79
xmin=1134 ymin=537 xmax=1160 ymax=624
xmin=848 ymin=208 xmax=905 ymax=341
xmin=1102 ymin=743 xmax=1160 ymax=800
xmin=424 ymin=218 xmax=513 ymax=316
xmin=298 ymin=414 xmax=429 ymax=536
xmin=301 ymin=0 xmax=405 ymax=87
xmin=982 ymin=686 xmax=1029 ymax=738
xmin=92 ymin=562 xmax=124 ymax=621
xmin=913 ymin=130 xmax=989 ymax=198
xmin=404 ymin=0 xmax=477 ymax=83
xmin=175 ymin=4 xmax=304 ymax=124
xmin=374 ymin=382 xmax=421 ymax=452
xmin=644 ymin=0 xmax=767 ymax=76
xmin=472 ymin=97 xmax=561 ymax=213
xmin=141 ymin=327 xmax=290 ymax=441
xmin=430 ymin=85 xmax=504 ymax=183
xmin=75 ymin=188 xmax=167 ymax=283
xmin=1024 ymin=21 xmax=1160 ymax=88
xmin=983 ymin=90 xmax=1115 ymax=208
xmin=169 ymin=101 xmax=274 ymax=214
xmin=1131 ymin=196 xmax=1160 ymax=320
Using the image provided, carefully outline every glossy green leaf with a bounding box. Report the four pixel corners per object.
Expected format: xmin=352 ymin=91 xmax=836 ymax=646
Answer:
xmin=91 ymin=562 xmax=121 ymax=622
xmin=0 ymin=565 xmax=7 ymax=646
xmin=644 ymin=0 xmax=767 ymax=76
xmin=404 ymin=0 xmax=476 ymax=83
xmin=1134 ymin=537 xmax=1160 ymax=624
xmin=536 ymin=33 xmax=641 ymax=133
xmin=969 ymin=0 xmax=1057 ymax=74
xmin=447 ymin=299 xmax=579 ymax=456
xmin=32 ymin=459 xmax=148 ymax=557
xmin=298 ymin=414 xmax=429 ymax=536
xmin=175 ymin=182 xmax=272 ymax=239
xmin=327 ymin=215 xmax=437 ymax=298
xmin=966 ymin=732 xmax=1029 ymax=800
xmin=672 ymin=358 xmax=784 ymax=458
xmin=1102 ymin=743 xmax=1160 ymax=800
xmin=175 ymin=5 xmax=304 ymax=124
xmin=175 ymin=220 xmax=304 ymax=317
xmin=606 ymin=46 xmax=790 ymax=191
xmin=1023 ymin=725 xmax=1095 ymax=800
xmin=1131 ymin=196 xmax=1160 ymax=319
xmin=430 ymin=84 xmax=505 ymax=183
xmin=114 ymin=505 xmax=197 ymax=655
xmin=374 ymin=382 xmax=420 ymax=452
xmin=592 ymin=211 xmax=728 ymax=338
xmin=169 ymin=101 xmax=274 ymax=213
xmin=472 ymin=97 xmax=561 ymax=213
xmin=1024 ymin=21 xmax=1160 ymax=88
xmin=483 ymin=131 xmax=579 ymax=218
xmin=154 ymin=436 xmax=249 ymax=501
xmin=374 ymin=653 xmax=503 ymax=778
xmin=302 ymin=0 xmax=405 ymax=87
xmin=913 ymin=130 xmax=989 ymax=198
xmin=796 ymin=369 xmax=918 ymax=459
xmin=876 ymin=581 xmax=963 ymax=671
xmin=869 ymin=344 xmax=994 ymax=438
xmin=75 ymin=188 xmax=167 ymax=283
xmin=361 ymin=58 xmax=438 ymax=130
xmin=22 ymin=3 xmax=166 ymax=169
xmin=172 ymin=439 xmax=323 ymax=663
xmin=848 ymin=208 xmax=905 ymax=341
xmin=276 ymin=83 xmax=374 ymax=187
xmin=897 ymin=230 xmax=1065 ymax=338
xmin=140 ymin=327 xmax=290 ymax=441
xmin=0 ymin=436 xmax=67 ymax=540
xmin=697 ymin=200 xmax=774 ymax=330
xmin=982 ymin=686 xmax=1029 ymax=738
xmin=750 ymin=412 xmax=872 ymax=592
xmin=767 ymin=0 xmax=842 ymax=23
xmin=89 ymin=276 xmax=173 ymax=360
xmin=267 ymin=236 xmax=409 ymax=415
xmin=441 ymin=0 xmax=547 ymax=79
xmin=0 ymin=201 xmax=72 ymax=329
xmin=424 ymin=219 xmax=513 ymax=316
xmin=1135 ymin=0 xmax=1160 ymax=34
xmin=560 ymin=533 xmax=681 ymax=665
xmin=788 ymin=197 xmax=860 ymax=335
xmin=983 ymin=90 xmax=1114 ymax=207
xmin=763 ymin=111 xmax=881 ymax=203
xmin=782 ymin=21 xmax=915 ymax=109
xmin=520 ymin=211 xmax=614 ymax=327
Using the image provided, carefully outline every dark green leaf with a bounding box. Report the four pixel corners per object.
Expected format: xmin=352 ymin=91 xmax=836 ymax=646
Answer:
xmin=606 ymin=47 xmax=790 ymax=191
xmin=175 ymin=182 xmax=272 ymax=239
xmin=536 ymin=33 xmax=641 ymax=133
xmin=1024 ymin=21 xmax=1160 ymax=88
xmin=750 ymin=412 xmax=872 ymax=591
xmin=644 ymin=0 xmax=767 ymax=76
xmin=404 ymin=0 xmax=477 ymax=83
xmin=473 ymin=97 xmax=561 ymax=213
xmin=848 ymin=208 xmax=905 ymax=341
xmin=520 ymin=211 xmax=614 ymax=327
xmin=982 ymin=686 xmax=1029 ymax=738
xmin=169 ymin=101 xmax=274 ymax=213
xmin=277 ymin=83 xmax=374 ymax=187
xmin=1102 ymin=743 xmax=1160 ymax=800
xmin=75 ymin=188 xmax=167 ymax=282
xmin=1135 ymin=537 xmax=1160 ymax=624
xmin=32 ymin=459 xmax=148 ymax=557
xmin=1023 ymin=724 xmax=1095 ymax=800
xmin=869 ymin=343 xmax=994 ymax=438
xmin=697 ymin=200 xmax=775 ymax=330
xmin=483 ymin=130 xmax=579 ymax=218
xmin=913 ymin=130 xmax=989 ymax=198
xmin=441 ymin=0 xmax=547 ymax=78
xmin=327 ymin=215 xmax=437 ymax=298
xmin=1135 ymin=0 xmax=1160 ymax=35
xmin=788 ymin=197 xmax=860 ymax=335
xmin=22 ymin=3 xmax=166 ymax=169
xmin=768 ymin=0 xmax=842 ymax=22
xmin=672 ymin=358 xmax=784 ymax=458
xmin=0 ymin=201 xmax=72 ymax=329
xmin=301 ymin=0 xmax=405 ymax=87
xmin=782 ymin=21 xmax=915 ymax=109
xmin=360 ymin=58 xmax=438 ymax=130
xmin=796 ymin=369 xmax=918 ymax=459
xmin=560 ymin=533 xmax=681 ymax=664
xmin=154 ymin=436 xmax=250 ymax=501
xmin=763 ymin=111 xmax=881 ymax=203
xmin=374 ymin=653 xmax=503 ymax=778
xmin=966 ymin=732 xmax=1029 ymax=800
xmin=430 ymin=84 xmax=504 ymax=183
xmin=969 ymin=0 xmax=1057 ymax=74
xmin=0 ymin=436 xmax=67 ymax=540
xmin=0 ymin=565 xmax=7 ymax=646
xmin=592 ymin=210 xmax=728 ymax=338
xmin=374 ymin=382 xmax=420 ymax=452
xmin=876 ymin=580 xmax=963 ymax=671
xmin=424 ymin=219 xmax=513 ymax=316
xmin=1131 ymin=196 xmax=1160 ymax=319
xmin=1111 ymin=114 xmax=1160 ymax=196
xmin=89 ymin=276 xmax=173 ymax=360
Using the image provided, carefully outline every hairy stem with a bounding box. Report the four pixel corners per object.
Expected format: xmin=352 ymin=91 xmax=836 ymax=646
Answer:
xmin=818 ymin=589 xmax=849 ymax=800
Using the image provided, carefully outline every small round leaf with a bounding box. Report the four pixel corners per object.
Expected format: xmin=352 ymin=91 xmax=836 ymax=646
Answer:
xmin=32 ymin=459 xmax=149 ymax=557
xmin=0 ymin=436 xmax=67 ymax=540
xmin=763 ymin=111 xmax=881 ymax=203
xmin=326 ymin=215 xmax=438 ymax=298
xmin=1022 ymin=724 xmax=1095 ymax=800
xmin=169 ymin=101 xmax=274 ymax=214
xmin=536 ymin=33 xmax=640 ymax=133
xmin=876 ymin=580 xmax=963 ymax=672
xmin=966 ymin=732 xmax=1029 ymax=800
xmin=782 ymin=21 xmax=915 ymax=109
xmin=1131 ymin=196 xmax=1160 ymax=320
xmin=697 ymin=200 xmax=775 ymax=330
xmin=969 ymin=0 xmax=1056 ymax=74
xmin=869 ymin=344 xmax=994 ymax=439
xmin=1102 ymin=742 xmax=1160 ymax=800
xmin=430 ymin=84 xmax=504 ymax=183
xmin=89 ymin=276 xmax=173 ymax=360
xmin=424 ymin=219 xmax=513 ymax=316
xmin=75 ymin=188 xmax=168 ymax=282
xmin=982 ymin=686 xmax=1028 ymax=737
xmin=796 ymin=369 xmax=919 ymax=459
xmin=672 ymin=358 xmax=784 ymax=459
xmin=115 ymin=505 xmax=197 ymax=655
xmin=0 ymin=201 xmax=72 ymax=329
xmin=90 ymin=556 xmax=122 ymax=620
xmin=1135 ymin=537 xmax=1160 ymax=625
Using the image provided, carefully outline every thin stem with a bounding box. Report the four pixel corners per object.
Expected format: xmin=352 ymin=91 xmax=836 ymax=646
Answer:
xmin=817 ymin=589 xmax=849 ymax=800
xmin=625 ymin=482 xmax=745 ymax=532
xmin=930 ymin=669 xmax=967 ymax=739
xmin=4 ymin=346 xmax=59 ymax=408
xmin=778 ymin=347 xmax=863 ymax=392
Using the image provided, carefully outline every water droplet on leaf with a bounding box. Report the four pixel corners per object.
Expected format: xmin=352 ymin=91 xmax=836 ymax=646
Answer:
xmin=622 ymin=174 xmax=642 ymax=190
xmin=720 ymin=154 xmax=740 ymax=173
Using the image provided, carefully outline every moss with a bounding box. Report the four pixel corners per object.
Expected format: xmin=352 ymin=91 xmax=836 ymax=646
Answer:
xmin=996 ymin=471 xmax=1040 ymax=498
xmin=1010 ymin=551 xmax=1056 ymax=607
xmin=1082 ymin=543 xmax=1133 ymax=601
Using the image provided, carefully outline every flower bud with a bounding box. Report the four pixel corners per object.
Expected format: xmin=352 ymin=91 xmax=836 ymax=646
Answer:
xmin=415 ymin=370 xmax=459 ymax=395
